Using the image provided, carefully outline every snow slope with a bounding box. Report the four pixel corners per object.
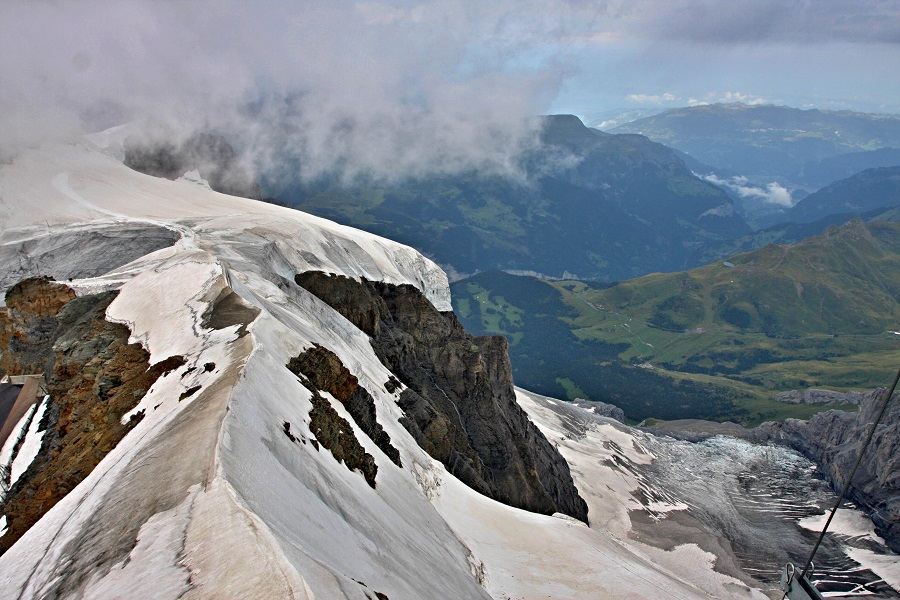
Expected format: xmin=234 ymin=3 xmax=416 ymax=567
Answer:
xmin=0 ymin=136 xmax=765 ymax=598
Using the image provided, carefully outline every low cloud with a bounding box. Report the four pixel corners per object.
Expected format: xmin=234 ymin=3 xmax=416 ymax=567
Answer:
xmin=626 ymin=93 xmax=679 ymax=105
xmin=689 ymin=92 xmax=770 ymax=107
xmin=700 ymin=174 xmax=793 ymax=207
xmin=0 ymin=0 xmax=591 ymax=183
xmin=2 ymin=0 xmax=894 ymax=182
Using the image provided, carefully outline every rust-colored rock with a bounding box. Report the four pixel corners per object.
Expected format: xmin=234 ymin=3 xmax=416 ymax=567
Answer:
xmin=0 ymin=276 xmax=77 ymax=377
xmin=0 ymin=287 xmax=184 ymax=554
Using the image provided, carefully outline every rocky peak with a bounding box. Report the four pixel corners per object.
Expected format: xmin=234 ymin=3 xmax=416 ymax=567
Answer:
xmin=294 ymin=271 xmax=589 ymax=523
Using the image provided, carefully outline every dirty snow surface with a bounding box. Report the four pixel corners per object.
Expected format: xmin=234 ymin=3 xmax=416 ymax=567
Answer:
xmin=0 ymin=136 xmax=785 ymax=599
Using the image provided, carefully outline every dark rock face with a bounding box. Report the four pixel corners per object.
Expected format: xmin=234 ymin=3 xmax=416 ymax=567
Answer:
xmin=0 ymin=276 xmax=77 ymax=376
xmin=286 ymin=346 xmax=380 ymax=488
xmin=0 ymin=285 xmax=184 ymax=553
xmin=288 ymin=344 xmax=401 ymax=468
xmin=124 ymin=132 xmax=262 ymax=200
xmin=754 ymin=387 xmax=900 ymax=552
xmin=307 ymin=392 xmax=379 ymax=488
xmin=294 ymin=271 xmax=589 ymax=523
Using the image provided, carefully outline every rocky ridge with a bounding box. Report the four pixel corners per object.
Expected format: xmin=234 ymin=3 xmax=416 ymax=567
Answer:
xmin=754 ymin=386 xmax=900 ymax=552
xmin=773 ymin=388 xmax=869 ymax=405
xmin=286 ymin=343 xmax=404 ymax=487
xmin=0 ymin=278 xmax=185 ymax=553
xmin=294 ymin=271 xmax=589 ymax=523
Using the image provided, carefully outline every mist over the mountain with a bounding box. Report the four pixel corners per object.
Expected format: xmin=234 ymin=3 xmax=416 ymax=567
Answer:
xmin=0 ymin=1 xmax=571 ymax=180
xmin=2 ymin=2 xmax=899 ymax=598
xmin=4 ymin=0 xmax=898 ymax=180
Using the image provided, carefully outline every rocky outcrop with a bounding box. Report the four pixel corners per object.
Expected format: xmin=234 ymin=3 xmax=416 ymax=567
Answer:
xmin=287 ymin=343 xmax=401 ymax=481
xmin=307 ymin=392 xmax=379 ymax=488
xmin=754 ymin=387 xmax=900 ymax=552
xmin=294 ymin=271 xmax=589 ymax=523
xmin=0 ymin=276 xmax=77 ymax=376
xmin=124 ymin=132 xmax=262 ymax=199
xmin=772 ymin=388 xmax=868 ymax=405
xmin=572 ymin=398 xmax=626 ymax=423
xmin=0 ymin=284 xmax=184 ymax=553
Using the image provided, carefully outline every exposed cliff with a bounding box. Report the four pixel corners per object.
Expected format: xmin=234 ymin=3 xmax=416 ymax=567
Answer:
xmin=294 ymin=271 xmax=589 ymax=523
xmin=0 ymin=276 xmax=77 ymax=376
xmin=0 ymin=280 xmax=184 ymax=553
xmin=754 ymin=387 xmax=900 ymax=552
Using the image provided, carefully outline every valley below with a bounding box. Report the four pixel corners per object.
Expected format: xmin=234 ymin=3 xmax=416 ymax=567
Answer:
xmin=451 ymin=216 xmax=900 ymax=426
xmin=0 ymin=111 xmax=897 ymax=599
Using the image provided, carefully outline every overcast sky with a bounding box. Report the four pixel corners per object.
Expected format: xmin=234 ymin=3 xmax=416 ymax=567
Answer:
xmin=2 ymin=0 xmax=898 ymax=178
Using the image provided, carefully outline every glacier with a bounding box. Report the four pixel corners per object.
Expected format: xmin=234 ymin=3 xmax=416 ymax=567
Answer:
xmin=0 ymin=134 xmax=894 ymax=599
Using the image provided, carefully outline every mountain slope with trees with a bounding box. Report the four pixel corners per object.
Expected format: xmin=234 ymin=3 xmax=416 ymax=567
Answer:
xmin=452 ymin=219 xmax=900 ymax=423
xmin=274 ymin=115 xmax=749 ymax=281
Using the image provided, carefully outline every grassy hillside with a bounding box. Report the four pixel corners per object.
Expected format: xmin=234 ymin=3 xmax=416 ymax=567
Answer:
xmin=451 ymin=220 xmax=900 ymax=424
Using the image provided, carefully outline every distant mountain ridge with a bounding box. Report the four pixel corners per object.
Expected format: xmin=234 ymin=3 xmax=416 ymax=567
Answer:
xmin=793 ymin=147 xmax=900 ymax=190
xmin=610 ymin=103 xmax=900 ymax=184
xmin=273 ymin=114 xmax=749 ymax=282
xmin=786 ymin=165 xmax=900 ymax=224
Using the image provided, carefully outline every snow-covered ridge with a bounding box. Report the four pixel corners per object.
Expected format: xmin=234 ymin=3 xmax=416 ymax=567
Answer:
xmin=0 ymin=138 xmax=451 ymax=312
xmin=1 ymin=134 xmax=897 ymax=599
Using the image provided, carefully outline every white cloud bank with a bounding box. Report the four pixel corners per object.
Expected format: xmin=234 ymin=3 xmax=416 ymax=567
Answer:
xmin=626 ymin=93 xmax=679 ymax=105
xmin=2 ymin=0 xmax=896 ymax=181
xmin=700 ymin=174 xmax=793 ymax=207
xmin=0 ymin=0 xmax=588 ymax=182
xmin=688 ymin=92 xmax=770 ymax=107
